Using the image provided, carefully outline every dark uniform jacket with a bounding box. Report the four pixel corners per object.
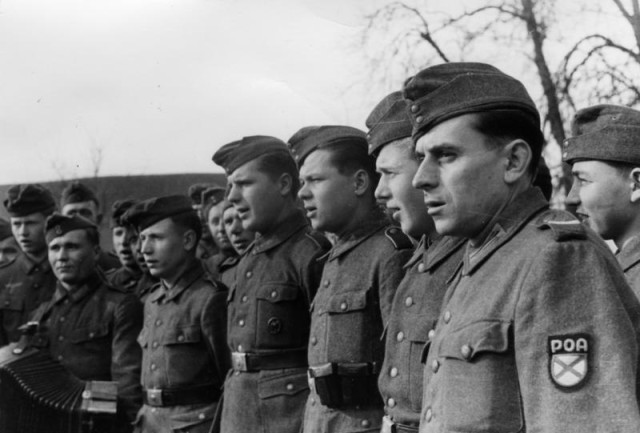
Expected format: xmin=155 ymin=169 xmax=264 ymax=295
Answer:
xmin=303 ymin=213 xmax=413 ymax=433
xmin=135 ymin=260 xmax=229 ymax=433
xmin=98 ymin=250 xmax=122 ymax=273
xmin=30 ymin=273 xmax=143 ymax=430
xmin=0 ymin=253 xmax=56 ymax=346
xmin=378 ymin=235 xmax=465 ymax=432
xmin=202 ymin=251 xmax=238 ymax=282
xmin=420 ymin=188 xmax=640 ymax=433
xmin=105 ymin=266 xmax=142 ymax=294
xmin=221 ymin=209 xmax=330 ymax=433
xmin=617 ymin=235 xmax=640 ymax=300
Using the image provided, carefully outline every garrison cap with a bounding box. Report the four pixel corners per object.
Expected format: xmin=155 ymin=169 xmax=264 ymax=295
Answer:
xmin=287 ymin=125 xmax=368 ymax=166
xmin=110 ymin=199 xmax=137 ymax=228
xmin=4 ymin=184 xmax=56 ymax=217
xmin=187 ymin=183 xmax=212 ymax=206
xmin=0 ymin=218 xmax=12 ymax=241
xmin=201 ymin=186 xmax=230 ymax=218
xmin=563 ymin=104 xmax=640 ymax=165
xmin=366 ymin=91 xmax=413 ymax=155
xmin=60 ymin=182 xmax=99 ymax=207
xmin=212 ymin=136 xmax=292 ymax=174
xmin=122 ymin=195 xmax=196 ymax=232
xmin=45 ymin=213 xmax=97 ymax=244
xmin=403 ymin=62 xmax=540 ymax=140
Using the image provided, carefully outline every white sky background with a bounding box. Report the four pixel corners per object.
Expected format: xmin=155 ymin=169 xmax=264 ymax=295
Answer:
xmin=0 ymin=0 xmax=632 ymax=184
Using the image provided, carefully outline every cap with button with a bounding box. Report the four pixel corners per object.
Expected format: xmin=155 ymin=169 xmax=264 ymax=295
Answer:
xmin=287 ymin=125 xmax=368 ymax=166
xmin=4 ymin=184 xmax=57 ymax=217
xmin=201 ymin=186 xmax=230 ymax=219
xmin=0 ymin=218 xmax=12 ymax=241
xmin=45 ymin=213 xmax=97 ymax=244
xmin=110 ymin=199 xmax=137 ymax=228
xmin=188 ymin=183 xmax=213 ymax=206
xmin=365 ymin=91 xmax=413 ymax=156
xmin=403 ymin=62 xmax=539 ymax=141
xmin=60 ymin=182 xmax=99 ymax=207
xmin=563 ymin=104 xmax=640 ymax=166
xmin=122 ymin=195 xmax=197 ymax=232
xmin=212 ymin=136 xmax=292 ymax=175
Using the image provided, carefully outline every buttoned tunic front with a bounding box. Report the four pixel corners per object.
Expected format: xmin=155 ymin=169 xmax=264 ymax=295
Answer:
xmin=0 ymin=253 xmax=56 ymax=345
xmin=378 ymin=235 xmax=465 ymax=432
xmin=135 ymin=261 xmax=229 ymax=433
xmin=617 ymin=235 xmax=640 ymax=300
xmin=303 ymin=214 xmax=413 ymax=433
xmin=30 ymin=273 xmax=143 ymax=430
xmin=420 ymin=188 xmax=640 ymax=433
xmin=221 ymin=210 xmax=330 ymax=433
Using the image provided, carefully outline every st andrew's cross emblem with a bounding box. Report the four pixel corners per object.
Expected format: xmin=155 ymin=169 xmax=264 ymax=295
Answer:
xmin=548 ymin=334 xmax=590 ymax=389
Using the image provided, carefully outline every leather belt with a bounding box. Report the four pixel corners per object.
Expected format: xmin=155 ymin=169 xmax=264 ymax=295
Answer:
xmin=231 ymin=349 xmax=307 ymax=372
xmin=143 ymin=384 xmax=221 ymax=407
xmin=381 ymin=415 xmax=419 ymax=433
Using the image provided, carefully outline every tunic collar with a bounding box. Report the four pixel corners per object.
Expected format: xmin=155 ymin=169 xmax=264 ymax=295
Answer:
xmin=17 ymin=253 xmax=50 ymax=275
xmin=247 ymin=209 xmax=308 ymax=255
xmin=53 ymin=272 xmax=102 ymax=305
xmin=328 ymin=210 xmax=388 ymax=261
xmin=617 ymin=235 xmax=640 ymax=272
xmin=150 ymin=260 xmax=204 ymax=304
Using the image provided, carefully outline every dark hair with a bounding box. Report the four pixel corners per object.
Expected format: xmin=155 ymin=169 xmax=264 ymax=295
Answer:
xmin=169 ymin=211 xmax=202 ymax=250
xmin=324 ymin=142 xmax=380 ymax=187
xmin=254 ymin=152 xmax=300 ymax=198
xmin=472 ymin=110 xmax=544 ymax=177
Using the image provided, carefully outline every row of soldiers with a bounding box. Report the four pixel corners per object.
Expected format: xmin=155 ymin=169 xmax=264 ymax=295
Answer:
xmin=2 ymin=61 xmax=640 ymax=433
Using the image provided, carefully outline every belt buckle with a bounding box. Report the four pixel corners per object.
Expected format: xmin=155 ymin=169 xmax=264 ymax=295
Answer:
xmin=146 ymin=388 xmax=163 ymax=406
xmin=381 ymin=415 xmax=397 ymax=433
xmin=232 ymin=352 xmax=248 ymax=372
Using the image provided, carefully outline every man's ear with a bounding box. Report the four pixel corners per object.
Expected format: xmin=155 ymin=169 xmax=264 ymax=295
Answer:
xmin=183 ymin=229 xmax=198 ymax=251
xmin=277 ymin=172 xmax=293 ymax=197
xmin=503 ymin=139 xmax=532 ymax=185
xmin=353 ymin=169 xmax=370 ymax=196
xmin=629 ymin=168 xmax=640 ymax=203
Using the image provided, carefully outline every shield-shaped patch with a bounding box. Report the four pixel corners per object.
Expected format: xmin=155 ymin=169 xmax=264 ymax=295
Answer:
xmin=548 ymin=334 xmax=590 ymax=390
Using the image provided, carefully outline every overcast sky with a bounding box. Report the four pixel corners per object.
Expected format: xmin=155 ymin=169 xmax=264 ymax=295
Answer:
xmin=0 ymin=0 xmax=377 ymax=184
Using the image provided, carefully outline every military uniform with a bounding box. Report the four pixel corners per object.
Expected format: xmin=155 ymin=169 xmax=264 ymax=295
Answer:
xmin=221 ymin=210 xmax=330 ymax=433
xmin=378 ymin=236 xmax=464 ymax=433
xmin=302 ymin=213 xmax=412 ymax=433
xmin=30 ymin=272 xmax=143 ymax=430
xmin=0 ymin=253 xmax=56 ymax=345
xmin=135 ymin=261 xmax=229 ymax=433
xmin=202 ymin=251 xmax=238 ymax=282
xmin=419 ymin=188 xmax=640 ymax=432
xmin=617 ymin=236 xmax=640 ymax=298
xmin=98 ymin=250 xmax=122 ymax=273
xmin=218 ymin=255 xmax=240 ymax=289
xmin=106 ymin=265 xmax=142 ymax=294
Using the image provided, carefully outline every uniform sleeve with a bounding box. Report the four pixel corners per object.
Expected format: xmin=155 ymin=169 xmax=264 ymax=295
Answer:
xmin=515 ymin=240 xmax=640 ymax=432
xmin=110 ymin=293 xmax=143 ymax=430
xmin=377 ymin=248 xmax=413 ymax=324
xmin=201 ymin=288 xmax=231 ymax=384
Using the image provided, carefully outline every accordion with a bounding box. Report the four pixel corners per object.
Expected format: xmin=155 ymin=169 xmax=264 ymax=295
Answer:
xmin=0 ymin=342 xmax=117 ymax=433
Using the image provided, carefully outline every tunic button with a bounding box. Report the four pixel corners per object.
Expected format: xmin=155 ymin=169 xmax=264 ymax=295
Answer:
xmin=239 ymin=319 xmax=245 ymax=327
xmin=417 ymin=263 xmax=425 ymax=273
xmin=237 ymin=345 xmax=243 ymax=352
xmin=324 ymin=280 xmax=330 ymax=287
xmin=286 ymin=383 xmax=294 ymax=391
xmin=387 ymin=398 xmax=396 ymax=408
xmin=311 ymin=337 xmax=318 ymax=345
xmin=390 ymin=367 xmax=398 ymax=377
xmin=33 ymin=283 xmax=40 ymax=289
xmin=155 ymin=319 xmax=162 ymax=327
xmin=150 ymin=363 xmax=157 ymax=370
xmin=245 ymin=271 xmax=252 ymax=278
xmin=59 ymin=317 xmax=65 ymax=322
xmin=88 ymin=332 xmax=95 ymax=338
xmin=152 ymin=341 xmax=159 ymax=348
xmin=57 ymin=355 xmax=64 ymax=361
xmin=425 ymin=408 xmax=433 ymax=422
xmin=340 ymin=302 xmax=347 ymax=311
xmin=241 ymin=295 xmax=248 ymax=303
xmin=461 ymin=344 xmax=471 ymax=359
xmin=58 ymin=335 xmax=64 ymax=342
xmin=271 ymin=290 xmax=278 ymax=298
xmin=411 ymin=104 xmax=419 ymax=113
xmin=428 ymin=329 xmax=435 ymax=340
xmin=405 ymin=297 xmax=413 ymax=307
xmin=431 ymin=360 xmax=439 ymax=373
xmin=416 ymin=115 xmax=424 ymax=123
xmin=443 ymin=311 xmax=451 ymax=323
xmin=361 ymin=419 xmax=371 ymax=428
xmin=4 ymin=300 xmax=9 ymax=306
xmin=396 ymin=331 xmax=404 ymax=342
xmin=198 ymin=413 xmax=205 ymax=420
xmin=177 ymin=335 xmax=185 ymax=342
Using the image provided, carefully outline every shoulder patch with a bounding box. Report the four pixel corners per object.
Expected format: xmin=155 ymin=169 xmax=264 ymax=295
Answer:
xmin=384 ymin=226 xmax=413 ymax=250
xmin=548 ymin=334 xmax=590 ymax=391
xmin=305 ymin=231 xmax=332 ymax=250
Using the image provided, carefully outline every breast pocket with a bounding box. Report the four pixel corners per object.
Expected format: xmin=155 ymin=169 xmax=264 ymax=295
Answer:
xmin=256 ymin=283 xmax=306 ymax=349
xmin=437 ymin=320 xmax=523 ymax=433
xmin=407 ymin=319 xmax=435 ymax=412
xmin=161 ymin=325 xmax=207 ymax=384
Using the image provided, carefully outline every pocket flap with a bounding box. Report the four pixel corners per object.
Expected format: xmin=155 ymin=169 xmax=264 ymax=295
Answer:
xmin=439 ymin=320 xmax=510 ymax=361
xmin=69 ymin=323 xmax=110 ymax=343
xmin=137 ymin=329 xmax=148 ymax=348
xmin=256 ymin=284 xmax=299 ymax=303
xmin=407 ymin=319 xmax=436 ymax=343
xmin=162 ymin=325 xmax=201 ymax=345
xmin=0 ymin=293 xmax=23 ymax=312
xmin=327 ymin=290 xmax=368 ymax=313
xmin=258 ymin=371 xmax=309 ymax=399
xmin=168 ymin=403 xmax=216 ymax=430
xmin=226 ymin=286 xmax=236 ymax=304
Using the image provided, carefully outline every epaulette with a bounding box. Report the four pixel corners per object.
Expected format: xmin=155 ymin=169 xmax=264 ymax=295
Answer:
xmin=305 ymin=231 xmax=331 ymax=249
xmin=535 ymin=211 xmax=587 ymax=242
xmin=384 ymin=226 xmax=413 ymax=250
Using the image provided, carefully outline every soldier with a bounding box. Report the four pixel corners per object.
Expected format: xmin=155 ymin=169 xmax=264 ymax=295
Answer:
xmin=60 ymin=181 xmax=121 ymax=272
xmin=564 ymin=105 xmax=640 ymax=296
xmin=105 ymin=200 xmax=143 ymax=293
xmin=125 ymin=195 xmax=229 ymax=433
xmin=218 ymin=205 xmax=254 ymax=289
xmin=188 ymin=183 xmax=218 ymax=261
xmin=0 ymin=184 xmax=58 ymax=346
xmin=287 ymin=125 xmax=412 ymax=433
xmin=367 ymin=92 xmax=466 ymax=433
xmin=0 ymin=218 xmax=20 ymax=267
xmin=403 ymin=62 xmax=640 ymax=432
xmin=28 ymin=213 xmax=143 ymax=431
xmin=212 ymin=136 xmax=330 ymax=433
xmin=200 ymin=186 xmax=238 ymax=280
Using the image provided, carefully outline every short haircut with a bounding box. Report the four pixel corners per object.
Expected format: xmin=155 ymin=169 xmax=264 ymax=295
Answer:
xmin=254 ymin=152 xmax=300 ymax=198
xmin=324 ymin=142 xmax=380 ymax=186
xmin=169 ymin=211 xmax=202 ymax=250
xmin=471 ymin=110 xmax=544 ymax=177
